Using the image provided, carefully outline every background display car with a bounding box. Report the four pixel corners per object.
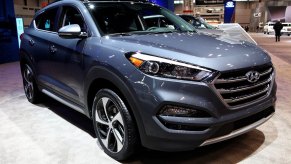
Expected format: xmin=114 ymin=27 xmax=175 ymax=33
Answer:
xmin=143 ymin=15 xmax=175 ymax=30
xmin=20 ymin=0 xmax=276 ymax=161
xmin=282 ymin=22 xmax=291 ymax=36
xmin=178 ymin=14 xmax=216 ymax=29
xmin=264 ymin=22 xmax=291 ymax=36
xmin=178 ymin=14 xmax=225 ymax=36
xmin=264 ymin=22 xmax=275 ymax=34
xmin=217 ymin=23 xmax=257 ymax=45
xmin=179 ymin=15 xmax=256 ymax=44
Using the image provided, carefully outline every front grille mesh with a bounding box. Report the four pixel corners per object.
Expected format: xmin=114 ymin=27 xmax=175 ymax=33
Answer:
xmin=214 ymin=64 xmax=274 ymax=107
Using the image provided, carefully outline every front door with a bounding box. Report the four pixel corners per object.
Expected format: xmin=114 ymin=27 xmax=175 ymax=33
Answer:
xmin=47 ymin=5 xmax=89 ymax=106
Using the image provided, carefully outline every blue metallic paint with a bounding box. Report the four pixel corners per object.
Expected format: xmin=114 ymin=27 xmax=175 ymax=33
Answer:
xmin=20 ymin=0 xmax=276 ymax=152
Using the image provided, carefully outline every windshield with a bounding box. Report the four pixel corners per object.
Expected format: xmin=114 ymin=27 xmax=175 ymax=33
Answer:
xmin=85 ymin=2 xmax=195 ymax=36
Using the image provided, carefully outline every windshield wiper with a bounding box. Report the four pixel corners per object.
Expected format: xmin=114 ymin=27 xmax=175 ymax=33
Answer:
xmin=106 ymin=32 xmax=133 ymax=37
xmin=150 ymin=30 xmax=176 ymax=34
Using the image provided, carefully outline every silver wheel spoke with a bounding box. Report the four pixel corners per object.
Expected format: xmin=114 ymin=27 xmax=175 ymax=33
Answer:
xmin=101 ymin=128 xmax=111 ymax=149
xmin=29 ymin=83 xmax=33 ymax=92
xmin=28 ymin=85 xmax=33 ymax=98
xmin=23 ymin=67 xmax=34 ymax=100
xmin=101 ymin=97 xmax=110 ymax=121
xmin=24 ymin=71 xmax=33 ymax=98
xmin=24 ymin=84 xmax=29 ymax=92
xmin=113 ymin=128 xmax=123 ymax=152
xmin=95 ymin=110 xmax=109 ymax=125
xmin=23 ymin=69 xmax=30 ymax=83
xmin=112 ymin=112 xmax=124 ymax=126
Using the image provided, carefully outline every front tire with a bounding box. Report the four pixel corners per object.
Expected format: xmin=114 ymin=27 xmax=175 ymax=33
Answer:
xmin=92 ymin=89 xmax=138 ymax=161
xmin=22 ymin=64 xmax=42 ymax=103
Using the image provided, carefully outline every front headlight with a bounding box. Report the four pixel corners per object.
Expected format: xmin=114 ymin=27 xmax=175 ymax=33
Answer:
xmin=127 ymin=52 xmax=212 ymax=81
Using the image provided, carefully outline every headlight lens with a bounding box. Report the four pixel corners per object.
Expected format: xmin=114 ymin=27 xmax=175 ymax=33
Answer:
xmin=128 ymin=52 xmax=212 ymax=81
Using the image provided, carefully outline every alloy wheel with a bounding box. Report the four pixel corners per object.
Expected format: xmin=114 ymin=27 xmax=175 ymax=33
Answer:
xmin=95 ymin=97 xmax=125 ymax=153
xmin=23 ymin=65 xmax=34 ymax=100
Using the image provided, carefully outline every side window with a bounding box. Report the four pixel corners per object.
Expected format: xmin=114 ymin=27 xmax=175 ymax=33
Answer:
xmin=35 ymin=8 xmax=58 ymax=32
xmin=59 ymin=6 xmax=87 ymax=32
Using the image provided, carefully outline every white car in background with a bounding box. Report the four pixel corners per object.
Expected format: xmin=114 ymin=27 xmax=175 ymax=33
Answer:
xmin=264 ymin=22 xmax=275 ymax=34
xmin=282 ymin=22 xmax=291 ymax=36
xmin=264 ymin=22 xmax=291 ymax=36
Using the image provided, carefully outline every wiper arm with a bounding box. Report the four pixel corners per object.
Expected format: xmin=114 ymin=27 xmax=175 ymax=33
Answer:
xmin=151 ymin=30 xmax=175 ymax=34
xmin=106 ymin=32 xmax=132 ymax=36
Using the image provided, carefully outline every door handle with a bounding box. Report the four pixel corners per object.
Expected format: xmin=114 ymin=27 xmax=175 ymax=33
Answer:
xmin=29 ymin=39 xmax=35 ymax=46
xmin=49 ymin=45 xmax=57 ymax=54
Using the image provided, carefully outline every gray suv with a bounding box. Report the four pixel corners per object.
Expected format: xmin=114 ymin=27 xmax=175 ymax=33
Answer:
xmin=20 ymin=0 xmax=276 ymax=161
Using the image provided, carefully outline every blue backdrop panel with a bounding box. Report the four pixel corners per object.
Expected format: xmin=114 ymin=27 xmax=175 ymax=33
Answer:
xmin=0 ymin=0 xmax=19 ymax=64
xmin=149 ymin=0 xmax=174 ymax=11
xmin=224 ymin=0 xmax=236 ymax=23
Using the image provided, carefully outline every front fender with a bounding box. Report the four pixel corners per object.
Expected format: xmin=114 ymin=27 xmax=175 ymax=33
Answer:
xmin=84 ymin=66 xmax=146 ymax=142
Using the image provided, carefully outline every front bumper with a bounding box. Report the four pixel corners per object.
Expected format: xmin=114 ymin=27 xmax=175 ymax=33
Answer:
xmin=128 ymin=71 xmax=276 ymax=151
xmin=201 ymin=110 xmax=274 ymax=146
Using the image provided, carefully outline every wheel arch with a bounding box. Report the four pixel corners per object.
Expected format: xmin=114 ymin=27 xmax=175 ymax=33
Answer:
xmin=19 ymin=49 xmax=35 ymax=73
xmin=84 ymin=66 xmax=146 ymax=142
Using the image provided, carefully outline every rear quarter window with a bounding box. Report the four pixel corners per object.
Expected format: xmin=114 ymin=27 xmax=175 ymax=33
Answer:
xmin=35 ymin=7 xmax=59 ymax=32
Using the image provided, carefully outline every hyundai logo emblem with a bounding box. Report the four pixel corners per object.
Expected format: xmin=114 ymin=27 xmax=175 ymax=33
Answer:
xmin=246 ymin=71 xmax=260 ymax=83
xmin=225 ymin=2 xmax=235 ymax=8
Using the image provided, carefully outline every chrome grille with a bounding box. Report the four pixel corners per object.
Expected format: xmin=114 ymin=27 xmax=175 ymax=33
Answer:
xmin=214 ymin=64 xmax=274 ymax=107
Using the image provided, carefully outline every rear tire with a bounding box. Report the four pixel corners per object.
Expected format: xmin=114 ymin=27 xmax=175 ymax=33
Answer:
xmin=92 ymin=89 xmax=138 ymax=161
xmin=22 ymin=64 xmax=42 ymax=103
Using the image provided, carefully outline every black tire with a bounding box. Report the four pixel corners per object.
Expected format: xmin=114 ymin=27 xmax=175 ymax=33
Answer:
xmin=92 ymin=89 xmax=138 ymax=161
xmin=22 ymin=64 xmax=42 ymax=103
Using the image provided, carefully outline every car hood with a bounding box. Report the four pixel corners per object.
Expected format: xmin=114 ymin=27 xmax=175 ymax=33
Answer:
xmin=196 ymin=29 xmax=224 ymax=36
xmin=101 ymin=32 xmax=271 ymax=72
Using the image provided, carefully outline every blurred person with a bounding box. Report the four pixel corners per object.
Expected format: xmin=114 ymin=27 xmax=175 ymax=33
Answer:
xmin=273 ymin=20 xmax=283 ymax=42
xmin=245 ymin=26 xmax=249 ymax=32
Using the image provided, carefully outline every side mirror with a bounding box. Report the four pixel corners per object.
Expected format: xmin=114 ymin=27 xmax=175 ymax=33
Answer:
xmin=58 ymin=24 xmax=87 ymax=39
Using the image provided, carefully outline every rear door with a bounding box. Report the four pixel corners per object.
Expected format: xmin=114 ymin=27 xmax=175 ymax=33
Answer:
xmin=26 ymin=7 xmax=61 ymax=91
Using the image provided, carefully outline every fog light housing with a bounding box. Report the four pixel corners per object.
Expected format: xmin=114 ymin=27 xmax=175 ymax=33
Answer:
xmin=159 ymin=105 xmax=210 ymax=118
